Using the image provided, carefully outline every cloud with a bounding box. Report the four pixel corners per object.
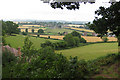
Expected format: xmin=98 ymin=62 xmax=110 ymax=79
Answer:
xmin=0 ymin=0 xmax=111 ymax=21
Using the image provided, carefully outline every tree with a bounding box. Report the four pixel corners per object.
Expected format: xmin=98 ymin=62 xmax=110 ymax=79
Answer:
xmin=102 ymin=37 xmax=108 ymax=42
xmin=73 ymin=37 xmax=80 ymax=46
xmin=22 ymin=37 xmax=33 ymax=57
xmin=18 ymin=28 xmax=21 ymax=33
xmin=71 ymin=31 xmax=81 ymax=38
xmin=53 ymin=41 xmax=68 ymax=50
xmin=2 ymin=36 xmax=7 ymax=46
xmin=37 ymin=34 xmax=40 ymax=37
xmin=63 ymin=34 xmax=76 ymax=47
xmin=2 ymin=21 xmax=7 ymax=36
xmin=2 ymin=21 xmax=19 ymax=35
xmin=41 ymin=40 xmax=54 ymax=49
xmin=80 ymin=38 xmax=86 ymax=43
xmin=48 ymin=36 xmax=50 ymax=39
xmin=38 ymin=29 xmax=44 ymax=34
xmin=22 ymin=32 xmax=27 ymax=35
xmin=50 ymin=2 xmax=95 ymax=10
xmin=25 ymin=28 xmax=28 ymax=33
xmin=71 ymin=31 xmax=86 ymax=43
xmin=32 ymin=29 xmax=34 ymax=33
xmin=5 ymin=21 xmax=19 ymax=35
xmin=87 ymin=2 xmax=120 ymax=46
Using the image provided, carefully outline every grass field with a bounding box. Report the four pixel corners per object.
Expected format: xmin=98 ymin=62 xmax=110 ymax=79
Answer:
xmin=67 ymin=24 xmax=84 ymax=27
xmin=57 ymin=42 xmax=118 ymax=60
xmin=33 ymin=35 xmax=117 ymax=42
xmin=71 ymin=27 xmax=94 ymax=33
xmin=65 ymin=27 xmax=94 ymax=33
xmin=5 ymin=34 xmax=60 ymax=49
xmin=5 ymin=34 xmax=118 ymax=61
xmin=44 ymin=28 xmax=75 ymax=35
xmin=82 ymin=36 xmax=117 ymax=42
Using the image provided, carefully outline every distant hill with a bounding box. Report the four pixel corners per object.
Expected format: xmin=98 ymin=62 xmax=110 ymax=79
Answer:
xmin=13 ymin=19 xmax=91 ymax=25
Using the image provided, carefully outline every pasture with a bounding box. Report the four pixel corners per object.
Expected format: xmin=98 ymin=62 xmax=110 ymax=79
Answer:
xmin=67 ymin=24 xmax=84 ymax=27
xmin=65 ymin=27 xmax=94 ymax=33
xmin=5 ymin=34 xmax=118 ymax=61
xmin=18 ymin=25 xmax=47 ymax=33
xmin=70 ymin=28 xmax=94 ymax=33
xmin=5 ymin=34 xmax=60 ymax=49
xmin=57 ymin=42 xmax=118 ymax=60
xmin=33 ymin=35 xmax=117 ymax=42
xmin=44 ymin=28 xmax=75 ymax=35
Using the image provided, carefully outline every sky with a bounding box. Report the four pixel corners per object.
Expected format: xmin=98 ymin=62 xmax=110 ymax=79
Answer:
xmin=0 ymin=0 xmax=112 ymax=21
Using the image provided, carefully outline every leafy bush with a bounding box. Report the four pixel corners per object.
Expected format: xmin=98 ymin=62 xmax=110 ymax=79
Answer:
xmin=63 ymin=33 xmax=81 ymax=47
xmin=41 ymin=40 xmax=54 ymax=49
xmin=102 ymin=37 xmax=108 ymax=42
xmin=2 ymin=49 xmax=17 ymax=67
xmin=71 ymin=31 xmax=81 ymax=38
xmin=37 ymin=34 xmax=39 ymax=37
xmin=3 ymin=46 xmax=119 ymax=78
xmin=2 ymin=49 xmax=17 ymax=78
xmin=80 ymin=38 xmax=87 ymax=43
xmin=3 ymin=36 xmax=119 ymax=78
xmin=63 ymin=34 xmax=76 ymax=47
xmin=73 ymin=37 xmax=80 ymax=46
xmin=40 ymin=31 xmax=86 ymax=50
xmin=10 ymin=47 xmax=71 ymax=78
xmin=38 ymin=29 xmax=44 ymax=34
xmin=22 ymin=37 xmax=34 ymax=57
xmin=22 ymin=32 xmax=27 ymax=35
xmin=2 ymin=36 xmax=7 ymax=46
xmin=53 ymin=41 xmax=68 ymax=50
xmin=48 ymin=36 xmax=50 ymax=39
xmin=32 ymin=29 xmax=34 ymax=33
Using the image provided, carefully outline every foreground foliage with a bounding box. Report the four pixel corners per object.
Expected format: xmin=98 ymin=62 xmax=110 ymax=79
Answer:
xmin=2 ymin=37 xmax=119 ymax=78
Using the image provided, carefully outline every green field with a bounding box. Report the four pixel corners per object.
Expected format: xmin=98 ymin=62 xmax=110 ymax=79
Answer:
xmin=5 ymin=34 xmax=118 ymax=61
xmin=57 ymin=43 xmax=118 ymax=60
xmin=44 ymin=28 xmax=76 ymax=35
xmin=44 ymin=27 xmax=93 ymax=35
xmin=5 ymin=35 xmax=60 ymax=49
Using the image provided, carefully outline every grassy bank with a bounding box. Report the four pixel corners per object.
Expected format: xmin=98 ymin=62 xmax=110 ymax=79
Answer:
xmin=57 ymin=42 xmax=118 ymax=60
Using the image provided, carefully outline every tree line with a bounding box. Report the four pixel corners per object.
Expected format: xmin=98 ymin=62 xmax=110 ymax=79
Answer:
xmin=41 ymin=31 xmax=86 ymax=50
xmin=2 ymin=21 xmax=19 ymax=36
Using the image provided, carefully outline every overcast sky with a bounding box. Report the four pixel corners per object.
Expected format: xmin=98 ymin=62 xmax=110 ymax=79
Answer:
xmin=0 ymin=0 xmax=112 ymax=21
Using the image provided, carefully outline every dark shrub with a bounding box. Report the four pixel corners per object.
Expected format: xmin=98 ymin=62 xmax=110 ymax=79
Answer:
xmin=22 ymin=32 xmax=27 ymax=35
xmin=102 ymin=37 xmax=108 ymax=42
xmin=48 ymin=36 xmax=50 ymax=39
xmin=41 ymin=40 xmax=54 ymax=49
xmin=2 ymin=49 xmax=17 ymax=67
xmin=80 ymin=38 xmax=87 ymax=43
